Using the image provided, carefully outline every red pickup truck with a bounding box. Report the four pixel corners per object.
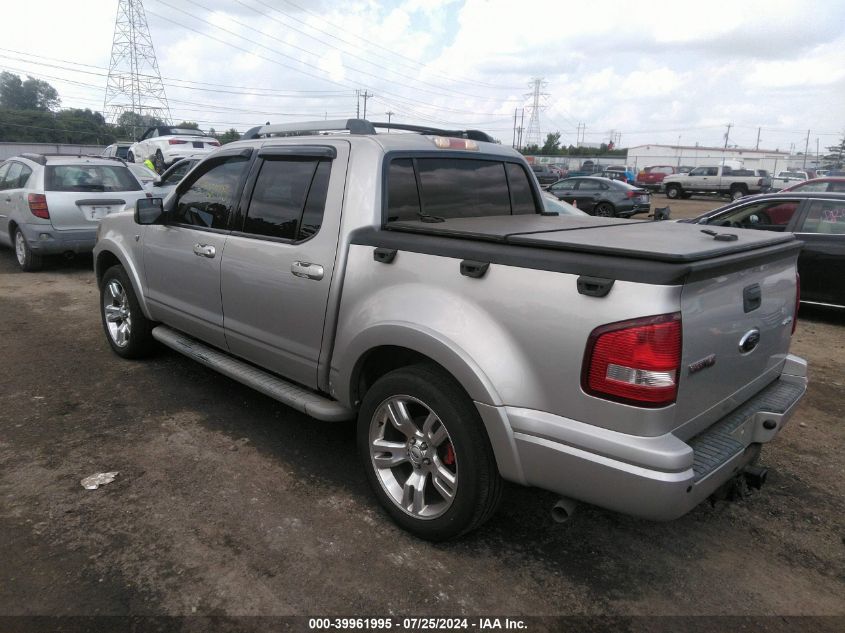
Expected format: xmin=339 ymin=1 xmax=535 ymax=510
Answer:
xmin=635 ymin=165 xmax=676 ymax=191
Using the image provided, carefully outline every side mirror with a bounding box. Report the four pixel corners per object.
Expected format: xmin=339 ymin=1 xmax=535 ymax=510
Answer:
xmin=152 ymin=177 xmax=162 ymax=186
xmin=135 ymin=197 xmax=164 ymax=225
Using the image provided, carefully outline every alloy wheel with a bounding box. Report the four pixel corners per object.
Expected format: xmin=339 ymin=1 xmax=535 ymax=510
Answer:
xmin=368 ymin=395 xmax=458 ymax=520
xmin=103 ymin=279 xmax=132 ymax=347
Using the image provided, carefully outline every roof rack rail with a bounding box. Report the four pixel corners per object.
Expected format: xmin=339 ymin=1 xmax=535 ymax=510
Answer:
xmin=19 ymin=153 xmax=47 ymax=165
xmin=241 ymin=118 xmax=497 ymax=143
xmin=369 ymin=122 xmax=496 ymax=143
xmin=242 ymin=119 xmax=376 ymax=140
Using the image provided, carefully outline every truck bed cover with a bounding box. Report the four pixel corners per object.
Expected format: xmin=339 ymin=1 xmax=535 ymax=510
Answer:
xmin=385 ymin=214 xmax=796 ymax=263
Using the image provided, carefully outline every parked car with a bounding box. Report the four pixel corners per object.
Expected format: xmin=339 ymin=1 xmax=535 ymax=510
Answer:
xmin=779 ymin=177 xmax=845 ymax=193
xmin=605 ymin=165 xmax=636 ymax=184
xmin=530 ymin=163 xmax=559 ymax=186
xmin=636 ymin=165 xmax=676 ymax=191
xmin=147 ymin=158 xmax=201 ymax=197
xmin=681 ymin=191 xmax=845 ymax=307
xmin=128 ymin=126 xmax=220 ymax=172
xmin=127 ymin=162 xmax=159 ymax=188
xmin=94 ymin=118 xmax=805 ymax=540
xmin=0 ymin=153 xmax=149 ymax=271
xmin=101 ymin=142 xmax=133 ymax=160
xmin=595 ymin=169 xmax=629 ymax=183
xmin=546 ymin=176 xmax=650 ymax=217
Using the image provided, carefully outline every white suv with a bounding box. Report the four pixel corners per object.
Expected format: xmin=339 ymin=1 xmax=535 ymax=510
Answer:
xmin=128 ymin=126 xmax=220 ymax=172
xmin=0 ymin=154 xmax=149 ymax=271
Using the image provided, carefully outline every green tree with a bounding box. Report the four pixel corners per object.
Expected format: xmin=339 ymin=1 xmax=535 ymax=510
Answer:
xmin=823 ymin=132 xmax=845 ymax=167
xmin=0 ymin=72 xmax=60 ymax=111
xmin=177 ymin=120 xmax=200 ymax=129
xmin=115 ymin=111 xmax=165 ymax=139
xmin=219 ymin=128 xmax=241 ymax=144
xmin=541 ymin=132 xmax=561 ymax=155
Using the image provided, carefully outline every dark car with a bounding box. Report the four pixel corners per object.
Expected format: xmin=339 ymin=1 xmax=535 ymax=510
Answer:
xmin=546 ymin=176 xmax=651 ymax=217
xmin=595 ymin=169 xmax=630 ymax=183
xmin=530 ymin=163 xmax=560 ymax=186
xmin=682 ymin=191 xmax=845 ymax=307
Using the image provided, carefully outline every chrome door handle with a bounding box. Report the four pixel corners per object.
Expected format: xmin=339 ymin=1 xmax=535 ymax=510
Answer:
xmin=193 ymin=243 xmax=216 ymax=258
xmin=291 ymin=261 xmax=324 ymax=280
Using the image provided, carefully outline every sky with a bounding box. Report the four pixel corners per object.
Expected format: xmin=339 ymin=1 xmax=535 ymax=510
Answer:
xmin=0 ymin=0 xmax=843 ymax=154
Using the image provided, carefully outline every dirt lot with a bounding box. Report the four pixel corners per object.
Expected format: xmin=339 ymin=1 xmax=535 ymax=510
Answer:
xmin=0 ymin=222 xmax=843 ymax=626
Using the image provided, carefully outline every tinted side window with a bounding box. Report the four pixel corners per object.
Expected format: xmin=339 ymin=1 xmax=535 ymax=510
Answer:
xmin=16 ymin=164 xmax=32 ymax=188
xmin=576 ymin=179 xmax=602 ymax=191
xmin=162 ymin=161 xmax=192 ymax=185
xmin=417 ymin=158 xmax=510 ymax=219
xmin=505 ymin=163 xmax=537 ymax=215
xmin=0 ymin=163 xmax=9 ymax=190
xmin=242 ymin=158 xmax=329 ymax=241
xmin=173 ymin=156 xmax=249 ymax=229
xmin=386 ymin=158 xmax=421 ymax=222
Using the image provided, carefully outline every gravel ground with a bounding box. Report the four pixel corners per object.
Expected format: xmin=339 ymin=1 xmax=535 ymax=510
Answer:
xmin=0 ymin=227 xmax=843 ymax=627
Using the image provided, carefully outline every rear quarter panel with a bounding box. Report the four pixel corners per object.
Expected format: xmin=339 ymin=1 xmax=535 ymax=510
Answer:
xmin=331 ymin=245 xmax=685 ymax=436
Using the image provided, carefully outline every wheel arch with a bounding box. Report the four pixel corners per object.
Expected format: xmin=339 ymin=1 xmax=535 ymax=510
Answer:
xmin=94 ymin=245 xmax=153 ymax=319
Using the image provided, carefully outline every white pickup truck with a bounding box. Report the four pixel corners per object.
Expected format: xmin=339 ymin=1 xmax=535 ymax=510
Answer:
xmin=93 ymin=119 xmax=807 ymax=540
xmin=663 ymin=165 xmax=769 ymax=200
xmin=768 ymin=171 xmax=809 ymax=192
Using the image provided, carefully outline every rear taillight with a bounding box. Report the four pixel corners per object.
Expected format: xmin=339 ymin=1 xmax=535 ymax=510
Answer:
xmin=582 ymin=313 xmax=682 ymax=408
xmin=28 ymin=193 xmax=49 ymax=219
xmin=792 ymin=274 xmax=800 ymax=335
xmin=169 ymin=139 xmax=188 ymax=145
xmin=625 ymin=190 xmax=635 ymax=198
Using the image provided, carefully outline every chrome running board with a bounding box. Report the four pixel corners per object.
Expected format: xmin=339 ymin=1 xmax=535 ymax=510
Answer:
xmin=152 ymin=325 xmax=354 ymax=422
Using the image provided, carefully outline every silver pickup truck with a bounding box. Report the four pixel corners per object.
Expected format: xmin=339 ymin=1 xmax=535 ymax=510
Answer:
xmin=93 ymin=120 xmax=807 ymax=541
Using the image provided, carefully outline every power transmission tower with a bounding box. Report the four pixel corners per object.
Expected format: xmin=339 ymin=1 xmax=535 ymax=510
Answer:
xmin=103 ymin=0 xmax=172 ymax=137
xmin=524 ymin=78 xmax=547 ymax=148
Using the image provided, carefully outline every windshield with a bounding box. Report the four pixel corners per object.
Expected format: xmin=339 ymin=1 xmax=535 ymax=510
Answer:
xmin=46 ymin=165 xmax=142 ymax=192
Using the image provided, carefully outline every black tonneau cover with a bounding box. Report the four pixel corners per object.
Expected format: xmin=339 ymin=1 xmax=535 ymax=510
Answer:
xmin=386 ymin=215 xmax=796 ymax=263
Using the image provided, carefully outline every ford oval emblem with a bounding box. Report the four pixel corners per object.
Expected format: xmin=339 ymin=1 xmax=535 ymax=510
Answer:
xmin=739 ymin=329 xmax=761 ymax=354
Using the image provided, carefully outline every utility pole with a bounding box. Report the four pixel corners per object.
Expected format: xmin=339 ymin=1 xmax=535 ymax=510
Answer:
xmin=355 ymin=89 xmax=360 ymax=119
xmin=360 ymin=90 xmax=373 ymax=120
xmin=723 ymin=123 xmax=732 ymax=149
xmin=802 ymin=129 xmax=810 ymax=169
xmin=512 ymin=108 xmax=517 ymax=148
xmin=756 ymin=127 xmax=761 ymax=150
xmin=386 ymin=111 xmax=394 ymax=131
xmin=518 ymin=109 xmax=525 ymax=150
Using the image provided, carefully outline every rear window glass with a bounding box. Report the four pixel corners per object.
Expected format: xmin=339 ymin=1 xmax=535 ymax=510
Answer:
xmin=115 ymin=146 xmax=130 ymax=159
xmin=46 ymin=165 xmax=142 ymax=192
xmin=386 ymin=157 xmax=538 ymax=223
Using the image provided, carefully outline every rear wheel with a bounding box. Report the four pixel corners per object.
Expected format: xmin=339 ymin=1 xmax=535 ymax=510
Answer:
xmin=14 ymin=228 xmax=42 ymax=272
xmin=357 ymin=364 xmax=502 ymax=541
xmin=594 ymin=202 xmax=615 ymax=217
xmin=100 ymin=265 xmax=155 ymax=358
xmin=730 ymin=186 xmax=747 ymax=201
xmin=665 ymin=184 xmax=682 ymax=199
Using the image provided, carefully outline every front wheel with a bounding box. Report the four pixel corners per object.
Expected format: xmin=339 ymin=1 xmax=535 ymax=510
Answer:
xmin=14 ymin=228 xmax=42 ymax=272
xmin=357 ymin=364 xmax=502 ymax=541
xmin=100 ymin=265 xmax=155 ymax=358
xmin=665 ymin=184 xmax=681 ymax=199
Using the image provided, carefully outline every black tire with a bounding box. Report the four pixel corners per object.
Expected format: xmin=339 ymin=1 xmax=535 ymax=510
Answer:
xmin=357 ymin=364 xmax=502 ymax=541
xmin=100 ymin=264 xmax=155 ymax=359
xmin=594 ymin=202 xmax=615 ymax=217
xmin=665 ymin=184 xmax=682 ymax=199
xmin=13 ymin=227 xmax=43 ymax=272
xmin=154 ymin=150 xmax=165 ymax=173
xmin=127 ymin=151 xmax=135 ymax=163
xmin=730 ymin=186 xmax=747 ymax=201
